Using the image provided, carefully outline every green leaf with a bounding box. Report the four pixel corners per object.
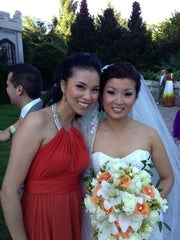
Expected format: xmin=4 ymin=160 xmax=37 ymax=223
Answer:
xmin=148 ymin=163 xmax=156 ymax=168
xmin=83 ymin=176 xmax=90 ymax=182
xmin=158 ymin=221 xmax=163 ymax=232
xmin=156 ymin=179 xmax=160 ymax=188
xmin=163 ymin=222 xmax=171 ymax=231
xmin=141 ymin=160 xmax=146 ymax=164
xmin=91 ymin=168 xmax=96 ymax=178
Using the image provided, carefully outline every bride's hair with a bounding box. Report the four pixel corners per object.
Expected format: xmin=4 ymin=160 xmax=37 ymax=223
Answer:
xmin=100 ymin=63 xmax=141 ymax=97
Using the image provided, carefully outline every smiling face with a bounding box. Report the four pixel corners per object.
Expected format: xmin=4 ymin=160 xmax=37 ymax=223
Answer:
xmin=102 ymin=77 xmax=137 ymax=119
xmin=61 ymin=68 xmax=100 ymax=116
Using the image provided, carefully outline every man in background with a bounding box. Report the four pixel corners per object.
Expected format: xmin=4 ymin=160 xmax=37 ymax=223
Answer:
xmin=156 ymin=69 xmax=166 ymax=105
xmin=0 ymin=63 xmax=43 ymax=143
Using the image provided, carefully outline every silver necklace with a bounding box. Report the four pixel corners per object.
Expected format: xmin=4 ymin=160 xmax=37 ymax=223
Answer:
xmin=52 ymin=103 xmax=76 ymax=131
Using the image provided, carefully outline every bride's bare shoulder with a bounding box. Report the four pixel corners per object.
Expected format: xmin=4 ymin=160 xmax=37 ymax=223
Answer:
xmin=131 ymin=119 xmax=158 ymax=136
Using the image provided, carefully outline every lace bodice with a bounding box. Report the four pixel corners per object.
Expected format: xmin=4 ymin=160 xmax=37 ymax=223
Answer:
xmin=91 ymin=149 xmax=151 ymax=175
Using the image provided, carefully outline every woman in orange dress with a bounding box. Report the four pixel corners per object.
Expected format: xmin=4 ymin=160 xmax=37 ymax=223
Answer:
xmin=1 ymin=53 xmax=102 ymax=240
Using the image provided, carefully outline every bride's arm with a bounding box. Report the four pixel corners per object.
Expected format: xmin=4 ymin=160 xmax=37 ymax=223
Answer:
xmin=150 ymin=129 xmax=174 ymax=198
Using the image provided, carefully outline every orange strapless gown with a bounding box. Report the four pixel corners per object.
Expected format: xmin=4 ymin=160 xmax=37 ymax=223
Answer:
xmin=21 ymin=127 xmax=89 ymax=240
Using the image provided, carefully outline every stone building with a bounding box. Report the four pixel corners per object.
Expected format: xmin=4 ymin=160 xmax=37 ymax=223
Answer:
xmin=0 ymin=10 xmax=24 ymax=65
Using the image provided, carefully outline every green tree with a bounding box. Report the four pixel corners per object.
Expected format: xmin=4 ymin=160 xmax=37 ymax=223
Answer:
xmin=45 ymin=16 xmax=69 ymax=52
xmin=58 ymin=0 xmax=78 ymax=41
xmin=95 ymin=4 xmax=127 ymax=65
xmin=68 ymin=0 xmax=97 ymax=54
xmin=127 ymin=1 xmax=154 ymax=70
xmin=22 ymin=17 xmax=48 ymax=62
xmin=32 ymin=43 xmax=66 ymax=90
xmin=153 ymin=12 xmax=180 ymax=69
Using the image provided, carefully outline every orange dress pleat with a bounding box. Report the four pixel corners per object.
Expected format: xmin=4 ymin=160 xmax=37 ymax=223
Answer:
xmin=21 ymin=127 xmax=89 ymax=240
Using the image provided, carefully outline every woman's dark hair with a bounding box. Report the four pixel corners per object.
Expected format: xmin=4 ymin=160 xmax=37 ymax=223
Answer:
xmin=43 ymin=52 xmax=102 ymax=107
xmin=100 ymin=63 xmax=141 ymax=97
xmin=167 ymin=68 xmax=173 ymax=73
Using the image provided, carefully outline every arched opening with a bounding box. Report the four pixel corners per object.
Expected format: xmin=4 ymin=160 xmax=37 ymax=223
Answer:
xmin=0 ymin=39 xmax=16 ymax=65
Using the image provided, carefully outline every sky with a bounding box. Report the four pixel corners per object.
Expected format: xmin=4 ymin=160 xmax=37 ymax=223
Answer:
xmin=1 ymin=0 xmax=179 ymax=25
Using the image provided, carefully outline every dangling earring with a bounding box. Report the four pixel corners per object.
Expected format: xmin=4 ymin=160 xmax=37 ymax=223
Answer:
xmin=62 ymin=94 xmax=66 ymax=102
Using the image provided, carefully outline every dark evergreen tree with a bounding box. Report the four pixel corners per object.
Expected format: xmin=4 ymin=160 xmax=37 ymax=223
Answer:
xmin=127 ymin=1 xmax=154 ymax=70
xmin=95 ymin=6 xmax=127 ymax=65
xmin=68 ymin=0 xmax=97 ymax=54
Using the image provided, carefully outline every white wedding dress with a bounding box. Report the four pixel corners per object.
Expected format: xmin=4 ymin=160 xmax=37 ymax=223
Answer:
xmin=81 ymin=75 xmax=180 ymax=240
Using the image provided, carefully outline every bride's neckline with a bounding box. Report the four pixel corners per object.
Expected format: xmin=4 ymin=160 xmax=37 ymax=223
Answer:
xmin=92 ymin=149 xmax=150 ymax=160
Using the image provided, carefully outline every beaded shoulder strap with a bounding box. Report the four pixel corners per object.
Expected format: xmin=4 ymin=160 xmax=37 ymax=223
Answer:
xmin=52 ymin=103 xmax=62 ymax=131
xmin=52 ymin=103 xmax=78 ymax=131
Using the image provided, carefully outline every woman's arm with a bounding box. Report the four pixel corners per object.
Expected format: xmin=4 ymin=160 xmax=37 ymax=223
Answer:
xmin=1 ymin=112 xmax=45 ymax=240
xmin=0 ymin=120 xmax=19 ymax=142
xmin=150 ymin=129 xmax=174 ymax=198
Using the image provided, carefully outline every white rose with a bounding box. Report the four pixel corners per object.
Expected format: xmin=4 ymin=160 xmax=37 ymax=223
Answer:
xmin=127 ymin=179 xmax=142 ymax=195
xmin=129 ymin=232 xmax=141 ymax=240
xmin=154 ymin=188 xmax=161 ymax=199
xmin=139 ymin=170 xmax=151 ymax=186
xmin=140 ymin=224 xmax=154 ymax=239
xmin=122 ymin=192 xmax=137 ymax=214
xmin=145 ymin=210 xmax=160 ymax=226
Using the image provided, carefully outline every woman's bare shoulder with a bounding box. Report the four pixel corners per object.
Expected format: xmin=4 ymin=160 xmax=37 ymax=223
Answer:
xmin=22 ymin=107 xmax=52 ymax=130
xmin=131 ymin=119 xmax=158 ymax=136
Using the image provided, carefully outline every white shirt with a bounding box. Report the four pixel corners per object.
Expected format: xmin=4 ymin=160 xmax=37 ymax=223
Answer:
xmin=20 ymin=98 xmax=41 ymax=119
xmin=160 ymin=74 xmax=166 ymax=85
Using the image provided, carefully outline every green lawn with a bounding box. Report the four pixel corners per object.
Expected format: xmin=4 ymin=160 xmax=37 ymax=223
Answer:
xmin=0 ymin=104 xmax=20 ymax=239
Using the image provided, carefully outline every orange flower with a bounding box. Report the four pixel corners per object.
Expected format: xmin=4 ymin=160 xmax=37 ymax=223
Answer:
xmin=91 ymin=185 xmax=102 ymax=204
xmin=141 ymin=185 xmax=155 ymax=200
xmin=112 ymin=221 xmax=133 ymax=239
xmin=100 ymin=199 xmax=114 ymax=215
xmin=119 ymin=173 xmax=131 ymax=188
xmin=135 ymin=200 xmax=149 ymax=216
xmin=97 ymin=171 xmax=111 ymax=182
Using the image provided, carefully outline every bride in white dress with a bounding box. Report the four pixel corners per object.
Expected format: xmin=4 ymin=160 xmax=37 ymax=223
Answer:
xmin=81 ymin=63 xmax=179 ymax=240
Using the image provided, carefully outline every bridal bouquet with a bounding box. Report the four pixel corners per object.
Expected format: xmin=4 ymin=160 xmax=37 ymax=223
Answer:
xmin=84 ymin=158 xmax=168 ymax=240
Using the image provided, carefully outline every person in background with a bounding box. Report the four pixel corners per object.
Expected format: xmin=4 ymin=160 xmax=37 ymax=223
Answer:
xmin=172 ymin=108 xmax=180 ymax=149
xmin=0 ymin=63 xmax=43 ymax=144
xmin=156 ymin=69 xmax=166 ymax=105
xmin=162 ymin=68 xmax=175 ymax=106
xmin=1 ymin=53 xmax=102 ymax=240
